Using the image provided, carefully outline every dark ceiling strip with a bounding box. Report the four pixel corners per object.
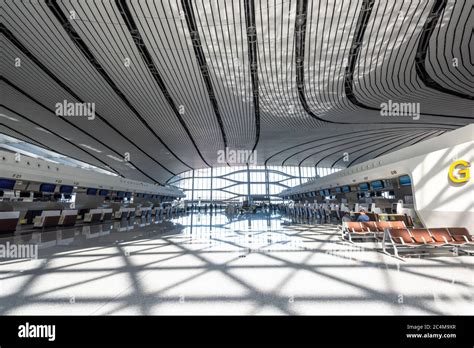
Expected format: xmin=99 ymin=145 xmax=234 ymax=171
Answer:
xmin=415 ymin=0 xmax=473 ymax=100
xmin=285 ymin=127 xmax=445 ymax=166
xmin=180 ymin=0 xmax=229 ymax=165
xmin=339 ymin=130 xmax=439 ymax=168
xmin=243 ymin=0 xmax=260 ymax=162
xmin=265 ymin=124 xmax=454 ymax=166
xmin=347 ymin=130 xmax=439 ymax=167
xmin=313 ymin=130 xmax=428 ymax=168
xmin=1 ymin=79 xmax=163 ymax=184
xmin=0 ymin=104 xmax=122 ymax=176
xmin=45 ymin=0 xmax=192 ymax=170
xmin=115 ymin=0 xmax=211 ymax=168
xmin=344 ymin=0 xmax=391 ymax=111
xmin=0 ymin=124 xmax=117 ymax=175
xmin=295 ymin=0 xmax=470 ymax=126
xmin=301 ymin=130 xmax=422 ymax=168
xmin=0 ymin=24 xmax=176 ymax=178
xmin=294 ymin=0 xmax=333 ymax=124
xmin=371 ymin=129 xmax=446 ymax=162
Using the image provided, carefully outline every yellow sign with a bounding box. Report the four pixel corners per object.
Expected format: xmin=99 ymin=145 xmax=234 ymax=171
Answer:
xmin=448 ymin=160 xmax=470 ymax=183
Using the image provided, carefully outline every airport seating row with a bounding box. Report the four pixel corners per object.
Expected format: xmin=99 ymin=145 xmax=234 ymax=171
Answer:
xmin=383 ymin=227 xmax=473 ymax=258
xmin=341 ymin=221 xmax=406 ymax=242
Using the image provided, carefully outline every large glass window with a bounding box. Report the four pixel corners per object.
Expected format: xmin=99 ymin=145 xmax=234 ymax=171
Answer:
xmin=168 ymin=166 xmax=340 ymax=202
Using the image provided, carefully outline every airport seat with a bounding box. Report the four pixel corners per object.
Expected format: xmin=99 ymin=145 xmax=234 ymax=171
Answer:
xmin=341 ymin=221 xmax=375 ymax=242
xmin=0 ymin=211 xmax=20 ymax=234
xmin=361 ymin=221 xmax=378 ymax=231
xmin=447 ymin=228 xmax=474 ymax=245
xmin=374 ymin=221 xmax=391 ymax=232
xmin=101 ymin=208 xmax=113 ymax=221
xmin=58 ymin=209 xmax=78 ymax=227
xmin=387 ymin=228 xmax=416 ymax=245
xmin=83 ymin=209 xmax=103 ymax=223
xmin=33 ymin=210 xmax=61 ymax=229
xmin=429 ymin=228 xmax=465 ymax=245
xmin=374 ymin=221 xmax=405 ymax=240
xmin=382 ymin=228 xmax=427 ymax=258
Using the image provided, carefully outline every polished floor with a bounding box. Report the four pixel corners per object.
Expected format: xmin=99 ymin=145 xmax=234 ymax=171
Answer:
xmin=0 ymin=211 xmax=473 ymax=315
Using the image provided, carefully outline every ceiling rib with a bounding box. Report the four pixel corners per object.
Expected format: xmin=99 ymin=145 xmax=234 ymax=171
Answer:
xmin=0 ymin=104 xmax=122 ymax=176
xmin=243 ymin=0 xmax=260 ymax=162
xmin=115 ymin=0 xmax=212 ymax=167
xmin=180 ymin=0 xmax=230 ymax=166
xmin=415 ymin=0 xmax=474 ymax=100
xmin=1 ymin=77 xmax=162 ymax=184
xmin=45 ymin=0 xmax=192 ymax=171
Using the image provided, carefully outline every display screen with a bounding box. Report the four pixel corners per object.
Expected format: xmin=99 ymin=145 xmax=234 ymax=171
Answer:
xmin=399 ymin=175 xmax=412 ymax=186
xmin=86 ymin=188 xmax=98 ymax=195
xmin=335 ymin=187 xmax=341 ymax=193
xmin=0 ymin=178 xmax=15 ymax=190
xmin=342 ymin=186 xmax=350 ymax=193
xmin=319 ymin=190 xmax=325 ymax=196
xmin=99 ymin=189 xmax=109 ymax=196
xmin=40 ymin=183 xmax=56 ymax=192
xmin=370 ymin=180 xmax=384 ymax=190
xmin=358 ymin=183 xmax=369 ymax=191
xmin=60 ymin=185 xmax=74 ymax=194
xmin=324 ymin=189 xmax=330 ymax=196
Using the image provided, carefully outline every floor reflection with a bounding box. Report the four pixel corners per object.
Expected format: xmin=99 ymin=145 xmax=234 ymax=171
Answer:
xmin=0 ymin=212 xmax=472 ymax=315
xmin=0 ymin=212 xmax=314 ymax=258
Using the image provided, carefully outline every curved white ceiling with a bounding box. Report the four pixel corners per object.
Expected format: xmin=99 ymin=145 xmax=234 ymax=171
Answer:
xmin=1 ymin=0 xmax=472 ymax=185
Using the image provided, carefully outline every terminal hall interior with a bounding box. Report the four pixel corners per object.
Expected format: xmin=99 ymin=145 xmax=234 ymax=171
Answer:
xmin=0 ymin=0 xmax=473 ymax=316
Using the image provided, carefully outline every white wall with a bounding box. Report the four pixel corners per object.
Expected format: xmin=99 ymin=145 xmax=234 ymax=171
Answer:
xmin=411 ymin=141 xmax=473 ymax=230
xmin=280 ymin=125 xmax=474 ymax=231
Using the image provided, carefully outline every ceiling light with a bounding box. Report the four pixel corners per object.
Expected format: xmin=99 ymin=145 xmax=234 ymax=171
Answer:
xmin=0 ymin=114 xmax=19 ymax=122
xmin=80 ymin=144 xmax=102 ymax=153
xmin=35 ymin=127 xmax=53 ymax=134
xmin=107 ymin=154 xmax=124 ymax=162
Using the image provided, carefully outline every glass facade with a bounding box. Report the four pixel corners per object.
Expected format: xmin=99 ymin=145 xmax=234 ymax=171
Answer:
xmin=167 ymin=166 xmax=340 ymax=202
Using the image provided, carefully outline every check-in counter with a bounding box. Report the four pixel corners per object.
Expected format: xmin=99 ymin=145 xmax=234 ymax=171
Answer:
xmin=58 ymin=209 xmax=78 ymax=226
xmin=101 ymin=208 xmax=113 ymax=221
xmin=33 ymin=210 xmax=61 ymax=228
xmin=0 ymin=211 xmax=20 ymax=234
xmin=83 ymin=208 xmax=103 ymax=223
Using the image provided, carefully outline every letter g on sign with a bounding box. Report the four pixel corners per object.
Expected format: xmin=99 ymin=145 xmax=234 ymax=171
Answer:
xmin=448 ymin=160 xmax=470 ymax=183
